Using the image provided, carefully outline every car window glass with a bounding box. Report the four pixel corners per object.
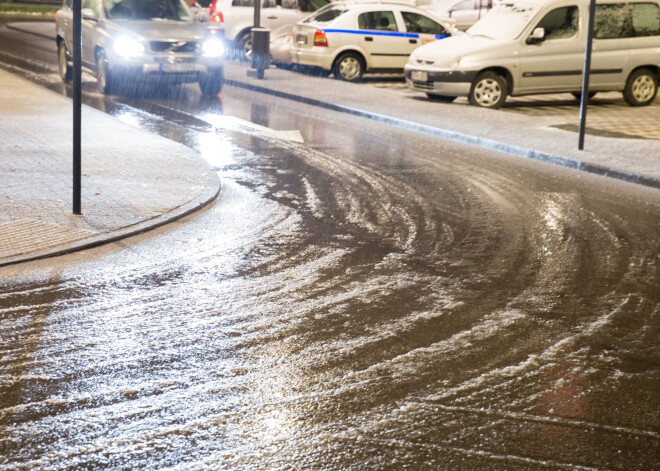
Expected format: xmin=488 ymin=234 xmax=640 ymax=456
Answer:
xmin=534 ymin=6 xmax=578 ymax=40
xmin=594 ymin=3 xmax=627 ymax=38
xmin=232 ymin=0 xmax=253 ymax=6
xmin=358 ymin=11 xmax=398 ymax=31
xmin=104 ymin=0 xmax=192 ymax=20
xmin=303 ymin=0 xmax=329 ymax=12
xmin=64 ymin=0 xmax=73 ymax=10
xmin=304 ymin=5 xmax=345 ymax=22
xmin=83 ymin=0 xmax=101 ymax=16
xmin=280 ymin=0 xmax=298 ymax=9
xmin=631 ymin=2 xmax=660 ymax=36
xmin=401 ymin=11 xmax=446 ymax=34
xmin=193 ymin=0 xmax=212 ymax=7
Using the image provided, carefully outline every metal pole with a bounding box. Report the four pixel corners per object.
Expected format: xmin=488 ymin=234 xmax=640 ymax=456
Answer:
xmin=253 ymin=0 xmax=261 ymax=29
xmin=578 ymin=0 xmax=597 ymax=150
xmin=72 ymin=0 xmax=82 ymax=214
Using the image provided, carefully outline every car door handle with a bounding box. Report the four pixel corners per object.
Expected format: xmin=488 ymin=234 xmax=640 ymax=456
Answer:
xmin=409 ymin=39 xmax=417 ymax=44
xmin=267 ymin=15 xmax=277 ymax=19
xmin=365 ymin=36 xmax=373 ymax=41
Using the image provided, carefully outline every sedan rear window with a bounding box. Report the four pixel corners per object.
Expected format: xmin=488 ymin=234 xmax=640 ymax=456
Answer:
xmin=304 ymin=5 xmax=346 ymax=22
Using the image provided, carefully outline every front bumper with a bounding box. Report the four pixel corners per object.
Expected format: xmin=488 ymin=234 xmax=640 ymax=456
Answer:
xmin=404 ymin=66 xmax=477 ymax=96
xmin=292 ymin=48 xmax=334 ymax=71
xmin=108 ymin=54 xmax=224 ymax=83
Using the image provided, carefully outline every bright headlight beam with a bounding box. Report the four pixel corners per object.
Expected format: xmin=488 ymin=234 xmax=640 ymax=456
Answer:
xmin=202 ymin=39 xmax=225 ymax=58
xmin=113 ymin=36 xmax=144 ymax=58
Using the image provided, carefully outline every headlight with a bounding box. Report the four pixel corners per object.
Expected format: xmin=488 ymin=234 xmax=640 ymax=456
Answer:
xmin=113 ymin=36 xmax=144 ymax=58
xmin=202 ymin=38 xmax=225 ymax=58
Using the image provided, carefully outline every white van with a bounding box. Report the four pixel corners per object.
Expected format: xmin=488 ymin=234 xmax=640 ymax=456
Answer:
xmin=404 ymin=0 xmax=660 ymax=107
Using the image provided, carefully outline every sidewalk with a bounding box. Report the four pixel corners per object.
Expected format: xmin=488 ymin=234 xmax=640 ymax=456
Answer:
xmin=1 ymin=21 xmax=658 ymax=266
xmin=0 ymin=68 xmax=219 ymax=267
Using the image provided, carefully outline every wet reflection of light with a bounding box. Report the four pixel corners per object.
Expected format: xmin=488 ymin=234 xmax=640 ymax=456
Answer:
xmin=196 ymin=129 xmax=236 ymax=167
xmin=115 ymin=111 xmax=142 ymax=128
xmin=543 ymin=200 xmax=562 ymax=233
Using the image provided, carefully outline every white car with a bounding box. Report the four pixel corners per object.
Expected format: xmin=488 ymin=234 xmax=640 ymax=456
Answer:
xmin=55 ymin=0 xmax=225 ymax=95
xmin=190 ymin=0 xmax=331 ymax=59
xmin=291 ymin=0 xmax=456 ymax=81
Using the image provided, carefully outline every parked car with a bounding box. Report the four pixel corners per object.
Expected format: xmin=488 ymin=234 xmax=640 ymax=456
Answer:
xmin=405 ymin=0 xmax=660 ymax=107
xmin=418 ymin=0 xmax=493 ymax=30
xmin=55 ymin=0 xmax=226 ymax=95
xmin=290 ymin=0 xmax=456 ymax=81
xmin=190 ymin=0 xmax=331 ymax=59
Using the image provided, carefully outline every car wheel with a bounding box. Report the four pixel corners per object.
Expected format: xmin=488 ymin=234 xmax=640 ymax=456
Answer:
xmin=623 ymin=68 xmax=657 ymax=106
xmin=469 ymin=71 xmax=507 ymax=108
xmin=237 ymin=32 xmax=252 ymax=62
xmin=426 ymin=93 xmax=456 ymax=103
xmin=57 ymin=41 xmax=72 ymax=82
xmin=571 ymin=91 xmax=596 ymax=100
xmin=95 ymin=50 xmax=114 ymax=95
xmin=333 ymin=52 xmax=364 ymax=82
xmin=199 ymin=69 xmax=224 ymax=96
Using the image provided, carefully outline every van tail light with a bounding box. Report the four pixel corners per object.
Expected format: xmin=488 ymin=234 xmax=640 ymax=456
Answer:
xmin=210 ymin=0 xmax=224 ymax=23
xmin=313 ymin=30 xmax=328 ymax=47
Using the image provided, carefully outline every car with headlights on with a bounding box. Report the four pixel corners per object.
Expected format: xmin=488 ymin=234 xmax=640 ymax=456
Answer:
xmin=290 ymin=0 xmax=456 ymax=81
xmin=55 ymin=0 xmax=226 ymax=95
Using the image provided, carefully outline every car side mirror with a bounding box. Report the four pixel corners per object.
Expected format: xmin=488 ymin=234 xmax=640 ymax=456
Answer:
xmin=526 ymin=27 xmax=545 ymax=44
xmin=81 ymin=8 xmax=97 ymax=20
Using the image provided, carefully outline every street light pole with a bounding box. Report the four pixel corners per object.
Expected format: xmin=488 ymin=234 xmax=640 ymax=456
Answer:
xmin=578 ymin=0 xmax=597 ymax=150
xmin=72 ymin=0 xmax=82 ymax=214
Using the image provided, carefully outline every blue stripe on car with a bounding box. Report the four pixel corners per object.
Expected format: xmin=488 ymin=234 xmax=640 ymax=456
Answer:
xmin=323 ymin=29 xmax=448 ymax=40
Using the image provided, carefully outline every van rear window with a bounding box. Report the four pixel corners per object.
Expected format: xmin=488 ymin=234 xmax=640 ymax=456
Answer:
xmin=594 ymin=2 xmax=660 ymax=38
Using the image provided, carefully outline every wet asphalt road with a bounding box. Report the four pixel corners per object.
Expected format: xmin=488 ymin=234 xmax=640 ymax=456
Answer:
xmin=1 ymin=22 xmax=660 ymax=470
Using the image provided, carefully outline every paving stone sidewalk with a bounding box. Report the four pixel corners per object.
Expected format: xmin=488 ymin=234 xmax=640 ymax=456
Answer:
xmin=0 ymin=68 xmax=219 ymax=267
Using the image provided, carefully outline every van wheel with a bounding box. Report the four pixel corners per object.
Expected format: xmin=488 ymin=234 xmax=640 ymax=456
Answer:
xmin=426 ymin=93 xmax=456 ymax=103
xmin=95 ymin=50 xmax=114 ymax=95
xmin=57 ymin=41 xmax=72 ymax=82
xmin=623 ymin=68 xmax=657 ymax=106
xmin=333 ymin=52 xmax=364 ymax=82
xmin=469 ymin=71 xmax=507 ymax=108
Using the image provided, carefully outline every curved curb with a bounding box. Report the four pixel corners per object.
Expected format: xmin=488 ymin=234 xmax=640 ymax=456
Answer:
xmin=0 ymin=171 xmax=220 ymax=268
xmin=225 ymin=78 xmax=660 ymax=191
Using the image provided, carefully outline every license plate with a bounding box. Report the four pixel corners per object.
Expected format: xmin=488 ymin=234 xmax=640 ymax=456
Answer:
xmin=411 ymin=70 xmax=428 ymax=82
xmin=160 ymin=62 xmax=198 ymax=73
xmin=296 ymin=34 xmax=307 ymax=45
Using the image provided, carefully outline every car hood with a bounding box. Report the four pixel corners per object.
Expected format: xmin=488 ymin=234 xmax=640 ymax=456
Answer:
xmin=106 ymin=19 xmax=205 ymax=41
xmin=411 ymin=34 xmax=508 ymax=65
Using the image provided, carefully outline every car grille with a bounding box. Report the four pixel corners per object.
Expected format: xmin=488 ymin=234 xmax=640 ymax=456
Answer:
xmin=412 ymin=80 xmax=433 ymax=91
xmin=150 ymin=41 xmax=199 ymax=53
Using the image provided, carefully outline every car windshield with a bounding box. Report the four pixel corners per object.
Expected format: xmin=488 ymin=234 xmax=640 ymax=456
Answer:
xmin=104 ymin=0 xmax=193 ymax=20
xmin=303 ymin=4 xmax=347 ymax=23
xmin=467 ymin=2 xmax=540 ymax=40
